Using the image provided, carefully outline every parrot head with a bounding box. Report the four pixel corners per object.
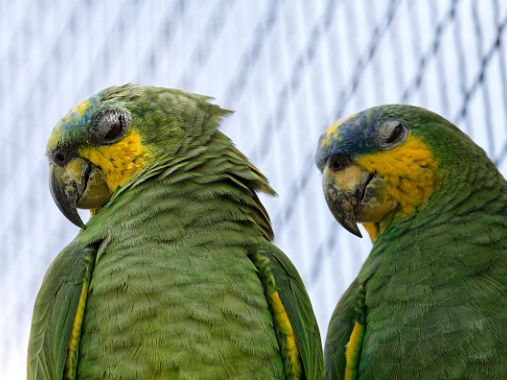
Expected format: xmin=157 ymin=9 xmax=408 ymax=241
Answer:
xmin=315 ymin=104 xmax=489 ymax=240
xmin=47 ymin=84 xmax=230 ymax=227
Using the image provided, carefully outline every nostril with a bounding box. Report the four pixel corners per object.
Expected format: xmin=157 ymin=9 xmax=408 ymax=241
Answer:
xmin=56 ymin=152 xmax=66 ymax=163
xmin=52 ymin=149 xmax=73 ymax=166
xmin=328 ymin=153 xmax=352 ymax=172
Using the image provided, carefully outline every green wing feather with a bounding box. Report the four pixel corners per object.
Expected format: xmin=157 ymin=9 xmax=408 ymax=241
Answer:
xmin=27 ymin=242 xmax=96 ymax=380
xmin=253 ymin=244 xmax=324 ymax=380
xmin=324 ymin=279 xmax=361 ymax=380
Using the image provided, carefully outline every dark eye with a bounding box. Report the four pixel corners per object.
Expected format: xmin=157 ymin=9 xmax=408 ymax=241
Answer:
xmin=379 ymin=120 xmax=407 ymax=147
xmin=385 ymin=124 xmax=403 ymax=144
xmin=104 ymin=117 xmax=124 ymax=140
xmin=91 ymin=109 xmax=131 ymax=144
xmin=328 ymin=154 xmax=352 ymax=171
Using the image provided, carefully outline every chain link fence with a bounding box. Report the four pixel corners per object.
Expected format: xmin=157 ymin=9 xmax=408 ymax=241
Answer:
xmin=2 ymin=0 xmax=507 ymax=377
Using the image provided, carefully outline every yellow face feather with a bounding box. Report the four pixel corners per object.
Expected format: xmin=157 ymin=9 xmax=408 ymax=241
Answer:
xmin=66 ymin=99 xmax=92 ymax=120
xmin=79 ymin=130 xmax=150 ymax=192
xmin=357 ymin=134 xmax=437 ymax=215
xmin=362 ymin=223 xmax=378 ymax=241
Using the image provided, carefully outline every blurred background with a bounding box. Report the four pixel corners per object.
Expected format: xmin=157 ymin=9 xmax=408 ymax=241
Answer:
xmin=2 ymin=0 xmax=507 ymax=378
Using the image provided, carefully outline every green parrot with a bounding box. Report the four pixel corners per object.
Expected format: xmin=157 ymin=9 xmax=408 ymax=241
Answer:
xmin=315 ymin=105 xmax=507 ymax=379
xmin=28 ymin=84 xmax=323 ymax=380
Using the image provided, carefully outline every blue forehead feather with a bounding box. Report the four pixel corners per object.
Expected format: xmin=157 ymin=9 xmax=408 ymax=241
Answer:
xmin=47 ymin=91 xmax=124 ymax=153
xmin=315 ymin=110 xmax=385 ymax=171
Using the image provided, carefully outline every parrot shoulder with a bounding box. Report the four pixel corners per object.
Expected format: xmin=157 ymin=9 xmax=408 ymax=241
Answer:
xmin=250 ymin=244 xmax=324 ymax=380
xmin=27 ymin=240 xmax=98 ymax=380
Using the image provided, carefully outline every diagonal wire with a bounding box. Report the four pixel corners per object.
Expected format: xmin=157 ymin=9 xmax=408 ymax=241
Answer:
xmin=493 ymin=0 xmax=507 ymax=166
xmin=272 ymin=0 xmax=402 ymax=230
xmin=0 ymin=2 xmax=158 ymax=244
xmin=471 ymin=1 xmax=495 ymax=156
xmin=429 ymin=0 xmax=451 ymax=115
xmin=308 ymin=222 xmax=341 ymax=284
xmin=306 ymin=0 xmax=465 ymax=284
xmin=0 ymin=1 xmax=89 ymax=164
xmin=386 ymin=0 xmax=407 ymax=96
xmin=330 ymin=0 xmax=402 ymax=119
xmin=135 ymin=0 xmax=189 ymax=82
xmin=364 ymin=0 xmax=386 ymax=103
xmin=251 ymin=0 xmax=342 ymax=164
xmin=310 ymin=2 xmax=507 ymax=284
xmin=406 ymin=0 xmax=429 ymax=105
xmin=494 ymin=0 xmax=507 ymax=134
xmin=223 ymin=0 xmax=285 ymax=106
xmin=401 ymin=0 xmax=460 ymax=102
xmin=178 ymin=0 xmax=238 ymax=90
xmin=452 ymin=0 xmax=472 ymax=134
xmin=454 ymin=9 xmax=507 ymax=124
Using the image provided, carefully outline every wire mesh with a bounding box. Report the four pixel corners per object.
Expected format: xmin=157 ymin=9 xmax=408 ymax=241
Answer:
xmin=2 ymin=1 xmax=507 ymax=378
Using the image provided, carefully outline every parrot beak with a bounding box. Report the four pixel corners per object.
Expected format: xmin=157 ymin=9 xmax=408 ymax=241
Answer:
xmin=322 ymin=164 xmax=368 ymax=237
xmin=49 ymin=157 xmax=112 ymax=228
xmin=322 ymin=163 xmax=398 ymax=238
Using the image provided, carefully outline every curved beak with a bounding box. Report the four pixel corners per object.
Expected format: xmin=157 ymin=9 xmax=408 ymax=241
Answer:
xmin=322 ymin=164 xmax=372 ymax=238
xmin=49 ymin=157 xmax=112 ymax=228
xmin=49 ymin=158 xmax=89 ymax=227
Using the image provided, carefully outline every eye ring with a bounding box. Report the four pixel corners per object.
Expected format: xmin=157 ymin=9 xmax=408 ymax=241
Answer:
xmin=103 ymin=115 xmax=125 ymax=140
xmin=378 ymin=120 xmax=408 ymax=148
xmin=90 ymin=109 xmax=131 ymax=144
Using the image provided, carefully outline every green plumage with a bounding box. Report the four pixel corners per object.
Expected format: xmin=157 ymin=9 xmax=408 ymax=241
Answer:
xmin=319 ymin=105 xmax=507 ymax=379
xmin=28 ymin=85 xmax=323 ymax=379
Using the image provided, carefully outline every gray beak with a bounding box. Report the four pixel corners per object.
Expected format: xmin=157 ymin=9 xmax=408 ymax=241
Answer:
xmin=49 ymin=162 xmax=86 ymax=228
xmin=323 ymin=187 xmax=362 ymax=237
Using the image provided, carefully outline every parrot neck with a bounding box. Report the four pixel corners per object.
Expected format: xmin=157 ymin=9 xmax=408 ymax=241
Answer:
xmin=373 ymin=126 xmax=507 ymax=242
xmin=79 ymin=131 xmax=275 ymax=245
xmin=358 ymin=151 xmax=507 ymax=283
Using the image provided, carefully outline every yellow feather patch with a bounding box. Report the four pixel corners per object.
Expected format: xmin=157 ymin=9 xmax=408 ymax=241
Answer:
xmin=344 ymin=322 xmax=364 ymax=380
xmin=61 ymin=99 xmax=92 ymax=124
xmin=270 ymin=291 xmax=302 ymax=380
xmin=65 ymin=281 xmax=89 ymax=379
xmin=357 ymin=135 xmax=437 ymax=215
xmin=79 ymin=130 xmax=150 ymax=192
xmin=47 ymin=128 xmax=63 ymax=150
xmin=362 ymin=223 xmax=378 ymax=242
xmin=48 ymin=99 xmax=93 ymax=150
xmin=71 ymin=99 xmax=91 ymax=118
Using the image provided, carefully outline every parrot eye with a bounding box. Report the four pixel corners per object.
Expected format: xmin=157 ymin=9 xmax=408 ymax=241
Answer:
xmin=91 ymin=109 xmax=131 ymax=144
xmin=327 ymin=154 xmax=352 ymax=171
xmin=378 ymin=120 xmax=408 ymax=148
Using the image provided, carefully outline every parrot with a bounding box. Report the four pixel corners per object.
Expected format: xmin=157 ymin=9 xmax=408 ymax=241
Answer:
xmin=28 ymin=84 xmax=323 ymax=380
xmin=315 ymin=105 xmax=507 ymax=379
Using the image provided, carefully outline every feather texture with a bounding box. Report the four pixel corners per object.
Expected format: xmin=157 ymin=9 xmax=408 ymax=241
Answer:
xmin=319 ymin=105 xmax=507 ymax=379
xmin=30 ymin=86 xmax=323 ymax=380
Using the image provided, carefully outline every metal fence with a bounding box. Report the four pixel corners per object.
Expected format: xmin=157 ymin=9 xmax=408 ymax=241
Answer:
xmin=2 ymin=0 xmax=507 ymax=378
